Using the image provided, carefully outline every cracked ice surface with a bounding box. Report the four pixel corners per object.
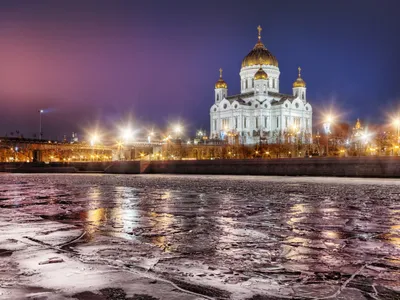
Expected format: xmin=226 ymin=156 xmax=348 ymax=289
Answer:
xmin=0 ymin=174 xmax=400 ymax=299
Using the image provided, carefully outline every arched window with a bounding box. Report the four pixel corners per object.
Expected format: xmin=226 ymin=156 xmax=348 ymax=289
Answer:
xmin=273 ymin=79 xmax=275 ymax=89
xmin=252 ymin=79 xmax=254 ymax=88
xmin=217 ymin=94 xmax=219 ymax=101
xmin=245 ymin=80 xmax=248 ymax=89
xmin=263 ymin=84 xmax=266 ymax=93
xmin=302 ymin=92 xmax=305 ymax=100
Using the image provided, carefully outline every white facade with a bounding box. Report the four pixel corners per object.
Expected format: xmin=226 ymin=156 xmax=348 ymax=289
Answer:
xmin=210 ymin=27 xmax=312 ymax=145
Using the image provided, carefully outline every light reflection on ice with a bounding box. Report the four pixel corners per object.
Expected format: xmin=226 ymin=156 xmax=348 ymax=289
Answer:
xmin=1 ymin=173 xmax=400 ymax=296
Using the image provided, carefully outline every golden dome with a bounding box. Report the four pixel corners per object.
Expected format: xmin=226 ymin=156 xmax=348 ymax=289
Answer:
xmin=254 ymin=67 xmax=268 ymax=80
xmin=215 ymin=68 xmax=227 ymax=89
xmin=293 ymin=66 xmax=306 ymax=88
xmin=241 ymin=25 xmax=279 ymax=68
xmin=355 ymin=118 xmax=362 ymax=130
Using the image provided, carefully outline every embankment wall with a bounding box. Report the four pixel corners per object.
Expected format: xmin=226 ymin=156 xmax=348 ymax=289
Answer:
xmin=0 ymin=157 xmax=400 ymax=177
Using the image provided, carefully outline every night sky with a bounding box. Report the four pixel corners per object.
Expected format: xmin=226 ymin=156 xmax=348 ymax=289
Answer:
xmin=0 ymin=0 xmax=399 ymax=140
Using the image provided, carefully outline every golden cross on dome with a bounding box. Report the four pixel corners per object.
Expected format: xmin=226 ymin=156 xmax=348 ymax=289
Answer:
xmin=298 ymin=66 xmax=302 ymax=77
xmin=219 ymin=68 xmax=223 ymax=78
xmin=257 ymin=25 xmax=262 ymax=40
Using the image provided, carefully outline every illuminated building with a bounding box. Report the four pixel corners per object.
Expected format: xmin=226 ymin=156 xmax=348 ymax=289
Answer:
xmin=210 ymin=26 xmax=313 ymax=144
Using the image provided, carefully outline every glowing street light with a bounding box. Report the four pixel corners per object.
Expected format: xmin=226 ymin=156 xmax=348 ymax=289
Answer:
xmin=90 ymin=134 xmax=100 ymax=146
xmin=148 ymin=131 xmax=154 ymax=143
xmin=393 ymin=118 xmax=400 ymax=145
xmin=38 ymin=109 xmax=44 ymax=140
xmin=323 ymin=114 xmax=334 ymax=156
xmin=173 ymin=124 xmax=183 ymax=139
xmin=174 ymin=124 xmax=182 ymax=134
xmin=121 ymin=127 xmax=134 ymax=142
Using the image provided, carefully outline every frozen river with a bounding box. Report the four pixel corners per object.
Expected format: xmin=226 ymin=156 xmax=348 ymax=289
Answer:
xmin=0 ymin=174 xmax=400 ymax=299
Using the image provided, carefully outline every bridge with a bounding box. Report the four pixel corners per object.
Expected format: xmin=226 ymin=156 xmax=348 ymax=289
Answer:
xmin=0 ymin=137 xmax=164 ymax=162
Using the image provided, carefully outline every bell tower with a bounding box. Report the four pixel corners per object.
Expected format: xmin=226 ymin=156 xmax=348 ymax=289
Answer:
xmin=214 ymin=68 xmax=228 ymax=103
xmin=292 ymin=66 xmax=306 ymax=102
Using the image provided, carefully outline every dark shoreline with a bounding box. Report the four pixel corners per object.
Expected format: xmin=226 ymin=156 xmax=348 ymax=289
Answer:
xmin=1 ymin=156 xmax=400 ymax=178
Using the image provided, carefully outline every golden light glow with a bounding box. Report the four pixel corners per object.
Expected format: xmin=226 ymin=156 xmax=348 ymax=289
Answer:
xmin=121 ymin=128 xmax=134 ymax=141
xmin=90 ymin=133 xmax=100 ymax=146
xmin=325 ymin=114 xmax=334 ymax=123
xmin=174 ymin=124 xmax=182 ymax=134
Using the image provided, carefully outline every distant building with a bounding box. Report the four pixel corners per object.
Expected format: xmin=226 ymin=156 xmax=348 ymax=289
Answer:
xmin=71 ymin=132 xmax=79 ymax=143
xmin=210 ymin=26 xmax=313 ymax=145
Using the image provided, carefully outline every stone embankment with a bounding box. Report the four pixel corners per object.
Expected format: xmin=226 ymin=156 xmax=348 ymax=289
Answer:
xmin=1 ymin=157 xmax=400 ymax=177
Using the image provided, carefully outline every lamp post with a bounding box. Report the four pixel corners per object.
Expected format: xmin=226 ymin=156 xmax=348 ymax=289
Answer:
xmin=38 ymin=110 xmax=44 ymax=140
xmin=315 ymin=131 xmax=321 ymax=154
xmin=121 ymin=127 xmax=135 ymax=160
xmin=323 ymin=115 xmax=333 ymax=156
xmin=90 ymin=134 xmax=100 ymax=162
xmin=148 ymin=131 xmax=154 ymax=144
xmin=394 ymin=118 xmax=400 ymax=146
xmin=174 ymin=124 xmax=182 ymax=140
xmin=173 ymin=124 xmax=183 ymax=159
xmin=116 ymin=141 xmax=123 ymax=160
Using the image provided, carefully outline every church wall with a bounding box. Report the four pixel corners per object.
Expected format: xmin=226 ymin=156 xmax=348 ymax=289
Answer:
xmin=211 ymin=99 xmax=312 ymax=144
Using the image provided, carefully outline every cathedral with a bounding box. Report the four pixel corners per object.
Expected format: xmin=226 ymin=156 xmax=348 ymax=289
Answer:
xmin=210 ymin=26 xmax=313 ymax=145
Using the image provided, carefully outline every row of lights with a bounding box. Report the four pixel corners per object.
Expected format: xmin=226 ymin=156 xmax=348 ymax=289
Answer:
xmin=322 ymin=113 xmax=400 ymax=155
xmin=90 ymin=123 xmax=184 ymax=147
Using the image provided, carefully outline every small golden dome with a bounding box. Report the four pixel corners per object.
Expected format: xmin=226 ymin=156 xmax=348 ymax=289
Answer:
xmin=215 ymin=68 xmax=227 ymax=89
xmin=254 ymin=67 xmax=268 ymax=80
xmin=293 ymin=66 xmax=306 ymax=88
xmin=355 ymin=118 xmax=361 ymax=130
xmin=241 ymin=25 xmax=279 ymax=68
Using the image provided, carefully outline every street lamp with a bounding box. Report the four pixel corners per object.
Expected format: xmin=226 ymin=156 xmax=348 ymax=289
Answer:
xmin=393 ymin=118 xmax=400 ymax=145
xmin=148 ymin=131 xmax=154 ymax=143
xmin=323 ymin=115 xmax=333 ymax=156
xmin=174 ymin=124 xmax=182 ymax=139
xmin=38 ymin=109 xmax=44 ymax=140
xmin=116 ymin=141 xmax=124 ymax=160
xmin=90 ymin=134 xmax=100 ymax=146
xmin=121 ymin=127 xmax=134 ymax=142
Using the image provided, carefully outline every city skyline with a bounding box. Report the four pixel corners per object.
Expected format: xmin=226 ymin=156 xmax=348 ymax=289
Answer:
xmin=0 ymin=0 xmax=399 ymax=139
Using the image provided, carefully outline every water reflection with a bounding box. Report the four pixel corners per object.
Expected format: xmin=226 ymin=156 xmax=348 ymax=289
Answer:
xmin=146 ymin=211 xmax=174 ymax=251
xmin=283 ymin=196 xmax=346 ymax=270
xmin=2 ymin=174 xmax=400 ymax=286
xmin=78 ymin=186 xmax=140 ymax=240
xmin=383 ymin=224 xmax=400 ymax=248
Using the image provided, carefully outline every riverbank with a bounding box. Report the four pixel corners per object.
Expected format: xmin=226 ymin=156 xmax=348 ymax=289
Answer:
xmin=1 ymin=156 xmax=400 ymax=177
xmin=1 ymin=174 xmax=400 ymax=299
